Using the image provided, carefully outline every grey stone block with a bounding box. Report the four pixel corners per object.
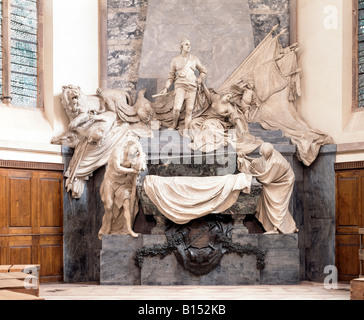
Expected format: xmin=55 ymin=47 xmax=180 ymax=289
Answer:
xmin=137 ymin=233 xmax=298 ymax=285
xmin=100 ymin=235 xmax=143 ymax=285
xmin=140 ymin=246 xmax=261 ymax=286
xmin=260 ymin=249 xmax=300 ymax=285
xmin=108 ymin=0 xmax=148 ymax=9
xmin=199 ymin=254 xmax=260 ymax=285
xmin=258 ymin=234 xmax=299 ymax=250
xmin=258 ymin=234 xmax=300 ymax=285
xmin=108 ymin=12 xmax=144 ymax=41
xmin=140 ymin=235 xmax=199 ymax=285
xmin=304 ymin=218 xmax=335 ymax=282
xmin=232 ymin=233 xmax=259 ymax=246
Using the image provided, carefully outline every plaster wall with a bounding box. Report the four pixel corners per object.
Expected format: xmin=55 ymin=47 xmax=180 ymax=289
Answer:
xmin=297 ymin=0 xmax=364 ymax=163
xmin=0 ymin=0 xmax=99 ymax=163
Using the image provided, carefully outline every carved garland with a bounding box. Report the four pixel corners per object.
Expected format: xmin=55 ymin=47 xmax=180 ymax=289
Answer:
xmin=215 ymin=232 xmax=266 ymax=271
xmin=134 ymin=233 xmax=184 ymax=269
xmin=134 ymin=230 xmax=266 ymax=272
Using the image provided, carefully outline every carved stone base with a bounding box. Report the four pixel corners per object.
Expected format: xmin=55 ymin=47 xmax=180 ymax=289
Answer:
xmin=100 ymin=233 xmax=299 ymax=286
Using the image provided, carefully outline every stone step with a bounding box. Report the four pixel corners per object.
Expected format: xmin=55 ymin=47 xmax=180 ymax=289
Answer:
xmin=248 ymin=123 xmax=292 ymax=145
xmin=140 ymin=123 xmax=292 ymax=158
xmin=256 ymin=136 xmax=292 ymax=145
xmin=249 ymin=123 xmax=283 ymax=138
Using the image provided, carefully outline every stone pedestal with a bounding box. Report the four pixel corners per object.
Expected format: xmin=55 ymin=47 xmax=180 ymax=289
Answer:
xmin=100 ymin=235 xmax=143 ymax=285
xmin=100 ymin=233 xmax=299 ymax=286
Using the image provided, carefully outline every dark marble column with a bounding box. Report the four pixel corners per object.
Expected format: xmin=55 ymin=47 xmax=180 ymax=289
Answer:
xmin=302 ymin=145 xmax=337 ymax=282
xmin=62 ymin=146 xmax=105 ymax=283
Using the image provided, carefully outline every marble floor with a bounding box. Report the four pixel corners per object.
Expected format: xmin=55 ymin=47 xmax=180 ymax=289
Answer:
xmin=39 ymin=281 xmax=351 ymax=300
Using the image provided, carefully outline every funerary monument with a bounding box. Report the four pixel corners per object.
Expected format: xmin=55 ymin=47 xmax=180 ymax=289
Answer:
xmin=53 ymin=0 xmax=336 ymax=285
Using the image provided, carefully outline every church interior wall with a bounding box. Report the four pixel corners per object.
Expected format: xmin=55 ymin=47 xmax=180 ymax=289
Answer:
xmin=0 ymin=0 xmax=99 ymax=164
xmin=0 ymin=0 xmax=363 ymax=284
xmin=297 ymin=0 xmax=364 ymax=163
xmin=0 ymin=0 xmax=362 ymax=165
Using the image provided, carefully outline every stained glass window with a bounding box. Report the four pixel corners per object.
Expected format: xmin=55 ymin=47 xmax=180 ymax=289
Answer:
xmin=10 ymin=0 xmax=38 ymax=108
xmin=359 ymin=0 xmax=364 ymax=108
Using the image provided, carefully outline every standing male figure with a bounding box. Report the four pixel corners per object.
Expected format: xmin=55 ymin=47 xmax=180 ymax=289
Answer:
xmin=98 ymin=136 xmax=146 ymax=239
xmin=159 ymin=39 xmax=207 ymax=130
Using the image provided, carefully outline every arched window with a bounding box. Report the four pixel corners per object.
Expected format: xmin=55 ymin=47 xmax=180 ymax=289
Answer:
xmin=355 ymin=0 xmax=364 ymax=109
xmin=0 ymin=0 xmax=43 ymax=108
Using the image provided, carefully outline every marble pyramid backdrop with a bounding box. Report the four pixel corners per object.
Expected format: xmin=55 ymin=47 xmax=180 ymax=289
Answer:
xmin=106 ymin=0 xmax=290 ymax=99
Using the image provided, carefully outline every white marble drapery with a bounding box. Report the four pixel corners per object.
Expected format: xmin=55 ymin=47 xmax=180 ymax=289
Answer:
xmin=143 ymin=173 xmax=252 ymax=224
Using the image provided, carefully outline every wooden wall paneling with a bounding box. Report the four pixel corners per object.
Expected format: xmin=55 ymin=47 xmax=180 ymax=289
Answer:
xmin=8 ymin=170 xmax=33 ymax=235
xmin=336 ymin=172 xmax=359 ymax=233
xmin=336 ymin=167 xmax=364 ymax=282
xmin=336 ymin=234 xmax=360 ymax=281
xmin=39 ymin=235 xmax=63 ymax=283
xmin=0 ymin=167 xmax=64 ymax=282
xmin=361 ymin=175 xmax=364 ymax=228
xmin=0 ymin=237 xmax=9 ymax=265
xmin=38 ymin=172 xmax=63 ymax=235
xmin=0 ymin=172 xmax=7 ymax=235
xmin=8 ymin=236 xmax=33 ymax=265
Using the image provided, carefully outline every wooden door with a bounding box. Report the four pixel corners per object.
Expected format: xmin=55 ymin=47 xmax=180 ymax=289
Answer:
xmin=335 ymin=167 xmax=364 ymax=282
xmin=0 ymin=166 xmax=64 ymax=283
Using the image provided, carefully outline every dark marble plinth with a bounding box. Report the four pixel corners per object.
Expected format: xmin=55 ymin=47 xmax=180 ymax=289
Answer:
xmin=100 ymin=235 xmax=142 ymax=285
xmin=62 ymin=139 xmax=336 ymax=284
xmin=100 ymin=233 xmax=299 ymax=286
xmin=302 ymin=144 xmax=337 ymax=282
xmin=62 ymin=146 xmax=104 ymax=283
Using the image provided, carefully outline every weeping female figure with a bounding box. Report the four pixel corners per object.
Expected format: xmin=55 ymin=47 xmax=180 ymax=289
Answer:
xmin=238 ymin=143 xmax=298 ymax=234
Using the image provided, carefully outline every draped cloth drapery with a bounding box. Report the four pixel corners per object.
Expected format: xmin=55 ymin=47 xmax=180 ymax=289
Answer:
xmin=238 ymin=144 xmax=298 ymax=234
xmin=143 ymin=173 xmax=252 ymax=224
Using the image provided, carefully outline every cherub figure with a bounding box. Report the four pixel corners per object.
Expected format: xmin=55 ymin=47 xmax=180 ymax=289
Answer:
xmin=230 ymin=78 xmax=260 ymax=123
xmin=98 ymin=136 xmax=147 ymax=239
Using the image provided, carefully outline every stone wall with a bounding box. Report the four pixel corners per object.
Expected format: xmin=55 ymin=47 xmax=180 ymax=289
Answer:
xmin=100 ymin=234 xmax=300 ymax=285
xmin=107 ymin=0 xmax=149 ymax=95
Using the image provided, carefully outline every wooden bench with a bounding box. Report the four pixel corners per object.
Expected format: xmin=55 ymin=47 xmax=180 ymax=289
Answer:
xmin=0 ymin=265 xmax=40 ymax=299
xmin=0 ymin=265 xmax=11 ymax=273
xmin=0 ymin=290 xmax=44 ymax=300
xmin=351 ymin=278 xmax=364 ymax=300
xmin=0 ymin=278 xmax=39 ymax=297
